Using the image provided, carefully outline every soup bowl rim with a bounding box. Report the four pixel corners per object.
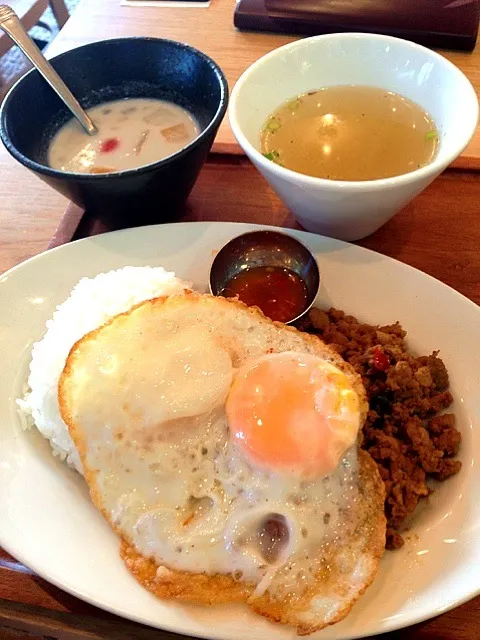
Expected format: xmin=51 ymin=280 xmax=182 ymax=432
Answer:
xmin=0 ymin=36 xmax=229 ymax=181
xmin=229 ymin=32 xmax=479 ymax=190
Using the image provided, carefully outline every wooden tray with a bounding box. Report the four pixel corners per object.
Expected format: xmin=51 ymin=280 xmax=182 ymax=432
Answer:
xmin=3 ymin=159 xmax=480 ymax=640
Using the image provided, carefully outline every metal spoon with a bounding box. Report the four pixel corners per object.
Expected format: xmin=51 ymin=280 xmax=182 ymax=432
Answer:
xmin=0 ymin=4 xmax=97 ymax=135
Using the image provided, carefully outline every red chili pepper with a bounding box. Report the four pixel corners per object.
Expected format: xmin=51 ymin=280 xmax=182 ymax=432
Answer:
xmin=372 ymin=348 xmax=390 ymax=371
xmin=100 ymin=137 xmax=120 ymax=153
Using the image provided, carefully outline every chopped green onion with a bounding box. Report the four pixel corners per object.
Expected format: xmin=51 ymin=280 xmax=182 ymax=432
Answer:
xmin=263 ymin=150 xmax=283 ymax=166
xmin=425 ymin=130 xmax=437 ymax=141
xmin=263 ymin=150 xmax=280 ymax=161
xmin=265 ymin=117 xmax=281 ymax=133
xmin=287 ymin=98 xmax=301 ymax=112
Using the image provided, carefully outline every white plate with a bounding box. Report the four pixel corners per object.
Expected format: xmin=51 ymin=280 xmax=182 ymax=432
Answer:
xmin=1 ymin=221 xmax=479 ymax=640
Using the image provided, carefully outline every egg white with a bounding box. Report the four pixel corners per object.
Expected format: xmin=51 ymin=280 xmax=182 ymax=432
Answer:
xmin=59 ymin=294 xmax=366 ymax=598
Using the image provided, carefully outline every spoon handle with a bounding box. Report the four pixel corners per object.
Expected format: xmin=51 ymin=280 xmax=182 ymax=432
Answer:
xmin=0 ymin=5 xmax=97 ymax=135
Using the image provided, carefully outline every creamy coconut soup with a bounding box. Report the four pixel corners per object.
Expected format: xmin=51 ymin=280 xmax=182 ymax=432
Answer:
xmin=48 ymin=98 xmax=200 ymax=174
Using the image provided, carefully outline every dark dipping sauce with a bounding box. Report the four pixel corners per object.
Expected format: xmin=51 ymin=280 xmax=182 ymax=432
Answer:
xmin=221 ymin=266 xmax=308 ymax=323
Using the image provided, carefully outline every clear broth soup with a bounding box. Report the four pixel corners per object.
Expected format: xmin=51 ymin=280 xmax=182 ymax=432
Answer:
xmin=260 ymin=86 xmax=439 ymax=181
xmin=48 ymin=98 xmax=199 ymax=174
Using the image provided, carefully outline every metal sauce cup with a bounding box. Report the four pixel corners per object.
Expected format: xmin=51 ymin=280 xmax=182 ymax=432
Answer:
xmin=209 ymin=230 xmax=320 ymax=324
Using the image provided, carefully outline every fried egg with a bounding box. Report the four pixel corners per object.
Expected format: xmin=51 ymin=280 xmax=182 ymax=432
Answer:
xmin=59 ymin=293 xmax=385 ymax=634
xmin=227 ymin=351 xmax=361 ymax=477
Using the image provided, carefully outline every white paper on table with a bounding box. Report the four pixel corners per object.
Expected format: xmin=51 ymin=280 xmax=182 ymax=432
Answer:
xmin=122 ymin=0 xmax=210 ymax=7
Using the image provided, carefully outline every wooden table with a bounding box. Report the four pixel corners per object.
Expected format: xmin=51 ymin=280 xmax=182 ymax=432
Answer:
xmin=1 ymin=1 xmax=480 ymax=639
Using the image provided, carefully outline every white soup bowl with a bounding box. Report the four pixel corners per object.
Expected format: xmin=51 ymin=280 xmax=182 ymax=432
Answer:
xmin=229 ymin=33 xmax=479 ymax=241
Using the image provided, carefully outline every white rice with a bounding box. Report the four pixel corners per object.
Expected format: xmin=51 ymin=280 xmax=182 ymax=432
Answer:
xmin=17 ymin=266 xmax=190 ymax=474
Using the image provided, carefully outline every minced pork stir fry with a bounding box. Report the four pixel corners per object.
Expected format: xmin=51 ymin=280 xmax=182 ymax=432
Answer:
xmin=298 ymin=308 xmax=461 ymax=549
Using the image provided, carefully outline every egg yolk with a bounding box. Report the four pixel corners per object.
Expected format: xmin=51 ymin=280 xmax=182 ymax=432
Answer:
xmin=226 ymin=352 xmax=361 ymax=477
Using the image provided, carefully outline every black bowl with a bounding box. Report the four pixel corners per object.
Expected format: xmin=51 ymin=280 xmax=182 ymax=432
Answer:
xmin=0 ymin=37 xmax=228 ymax=225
